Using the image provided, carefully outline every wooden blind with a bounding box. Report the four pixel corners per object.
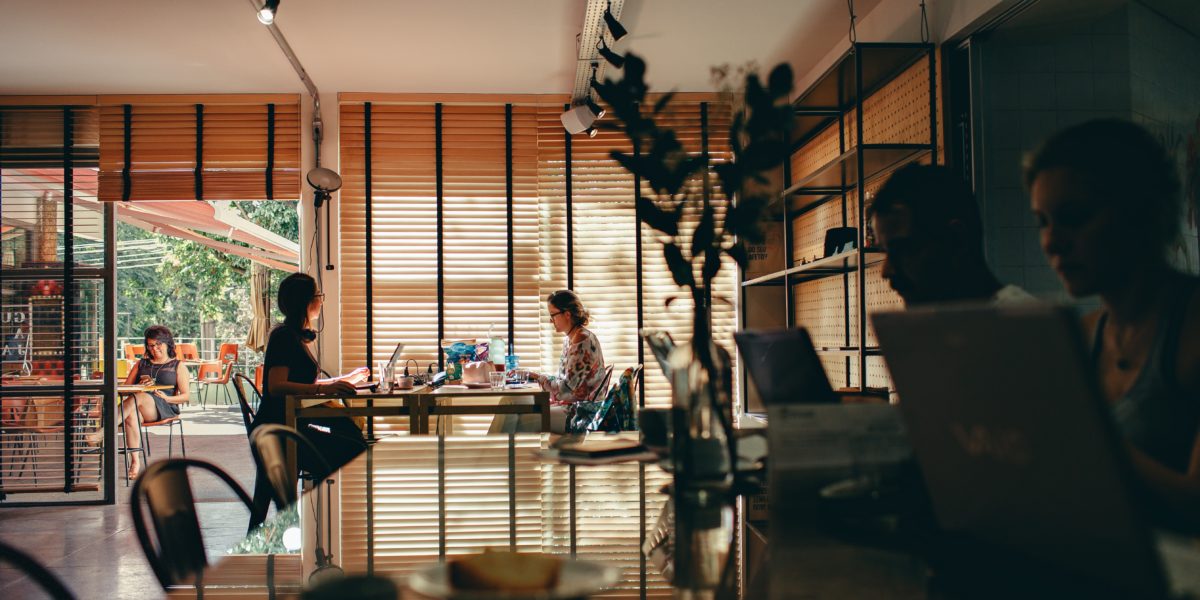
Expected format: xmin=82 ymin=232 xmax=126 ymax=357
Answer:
xmin=96 ymin=95 xmax=301 ymax=201
xmin=0 ymin=105 xmax=99 ymax=167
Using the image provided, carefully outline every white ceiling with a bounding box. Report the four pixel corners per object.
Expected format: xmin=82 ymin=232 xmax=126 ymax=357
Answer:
xmin=0 ymin=0 xmax=883 ymax=96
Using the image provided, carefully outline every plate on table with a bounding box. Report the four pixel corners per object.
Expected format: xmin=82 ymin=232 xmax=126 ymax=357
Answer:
xmin=408 ymin=557 xmax=620 ymax=599
xmin=463 ymin=382 xmax=495 ymax=389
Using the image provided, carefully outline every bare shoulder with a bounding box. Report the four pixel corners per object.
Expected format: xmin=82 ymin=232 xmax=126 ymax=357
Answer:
xmin=1178 ymin=276 xmax=1200 ymax=391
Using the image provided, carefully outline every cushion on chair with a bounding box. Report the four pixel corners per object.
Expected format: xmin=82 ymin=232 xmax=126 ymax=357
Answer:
xmin=566 ymin=367 xmax=638 ymax=434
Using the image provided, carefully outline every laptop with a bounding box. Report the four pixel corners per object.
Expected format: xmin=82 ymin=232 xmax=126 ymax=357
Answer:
xmin=734 ymin=328 xmax=838 ymax=405
xmin=872 ymin=304 xmax=1200 ymax=597
xmin=385 ymin=342 xmax=405 ymax=378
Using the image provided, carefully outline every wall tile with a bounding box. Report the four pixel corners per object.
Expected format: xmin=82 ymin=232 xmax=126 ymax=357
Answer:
xmin=1055 ymin=36 xmax=1094 ymax=73
xmin=1056 ymin=73 xmax=1095 ymax=109
xmin=1020 ymin=110 xmax=1058 ymax=151
xmin=1093 ymin=73 xmax=1131 ymax=111
xmin=987 ymin=110 xmax=1021 ymax=150
xmin=1092 ymin=35 xmax=1131 ymax=73
xmin=1020 ymin=73 xmax=1057 ymax=110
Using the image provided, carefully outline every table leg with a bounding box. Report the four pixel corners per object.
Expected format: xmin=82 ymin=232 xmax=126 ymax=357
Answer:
xmin=539 ymin=395 xmax=551 ymax=433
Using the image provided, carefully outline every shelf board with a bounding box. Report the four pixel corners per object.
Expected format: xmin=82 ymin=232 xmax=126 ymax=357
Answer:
xmin=741 ymin=248 xmax=885 ymax=287
xmin=793 ymin=43 xmax=932 ymax=113
xmin=815 ymin=346 xmax=883 ymax=357
xmin=783 ymin=144 xmax=932 ymax=196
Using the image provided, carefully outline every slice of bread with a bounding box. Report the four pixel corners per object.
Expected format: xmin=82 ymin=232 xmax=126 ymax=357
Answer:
xmin=448 ymin=549 xmax=561 ymax=592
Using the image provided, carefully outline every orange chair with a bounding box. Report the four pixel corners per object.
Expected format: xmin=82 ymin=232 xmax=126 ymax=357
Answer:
xmin=124 ymin=344 xmax=145 ymax=362
xmin=200 ymin=362 xmax=235 ymax=408
xmin=176 ymin=343 xmax=200 ymax=361
xmin=218 ymin=343 xmax=239 ymax=366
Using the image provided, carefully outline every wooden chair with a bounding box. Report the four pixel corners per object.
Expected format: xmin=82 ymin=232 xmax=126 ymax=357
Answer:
xmin=130 ymin=458 xmax=253 ymax=588
xmin=0 ymin=540 xmax=76 ymax=600
xmin=124 ymin=344 xmax=145 ymax=361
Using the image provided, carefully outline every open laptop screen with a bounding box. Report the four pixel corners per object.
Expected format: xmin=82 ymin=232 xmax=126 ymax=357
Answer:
xmin=734 ymin=328 xmax=838 ymax=405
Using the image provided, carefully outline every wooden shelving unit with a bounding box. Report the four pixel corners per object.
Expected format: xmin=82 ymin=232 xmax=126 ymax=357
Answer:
xmin=739 ymin=42 xmax=937 ymax=413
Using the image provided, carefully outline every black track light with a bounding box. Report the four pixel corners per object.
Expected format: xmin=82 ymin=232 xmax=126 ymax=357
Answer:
xmin=597 ymin=39 xmax=625 ymax=69
xmin=257 ymin=0 xmax=279 ymax=25
xmin=603 ymin=1 xmax=627 ymax=41
xmin=586 ymin=98 xmax=606 ymax=119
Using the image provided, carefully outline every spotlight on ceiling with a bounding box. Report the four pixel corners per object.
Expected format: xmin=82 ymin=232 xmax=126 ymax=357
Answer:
xmin=561 ymin=105 xmax=597 ymax=135
xmin=586 ymin=98 xmax=606 ymax=120
xmin=587 ymin=127 xmax=599 ymax=138
xmin=257 ymin=0 xmax=280 ymax=25
xmin=597 ymin=39 xmax=625 ymax=69
xmin=603 ymin=1 xmax=627 ymax=41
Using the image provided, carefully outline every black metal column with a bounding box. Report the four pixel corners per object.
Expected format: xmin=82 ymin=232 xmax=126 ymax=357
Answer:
xmin=62 ymin=107 xmax=75 ymax=492
xmin=365 ymin=103 xmax=374 ymax=372
xmin=436 ymin=104 xmax=445 ymax=369
xmin=506 ymin=104 xmax=515 ymax=346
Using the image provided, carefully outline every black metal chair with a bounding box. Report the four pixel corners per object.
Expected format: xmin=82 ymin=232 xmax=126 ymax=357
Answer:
xmin=231 ymin=373 xmax=259 ymax=438
xmin=130 ymin=458 xmax=254 ymax=589
xmin=249 ymin=424 xmax=346 ymax=577
xmin=0 ymin=540 xmax=76 ymax=600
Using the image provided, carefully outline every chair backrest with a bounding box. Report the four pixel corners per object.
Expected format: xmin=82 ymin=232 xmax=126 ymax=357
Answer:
xmin=124 ymin=344 xmax=145 ymax=361
xmin=196 ymin=362 xmax=222 ymax=381
xmin=249 ymin=424 xmax=334 ymax=510
xmin=587 ymin=364 xmax=641 ymax=432
xmin=219 ymin=343 xmax=239 ymax=365
xmin=589 ymin=364 xmax=615 ymax=404
xmin=130 ymin=458 xmax=254 ymax=588
xmin=0 ymin=540 xmax=76 ymax=600
xmin=175 ymin=343 xmax=200 ymax=361
xmin=231 ymin=373 xmax=259 ymax=437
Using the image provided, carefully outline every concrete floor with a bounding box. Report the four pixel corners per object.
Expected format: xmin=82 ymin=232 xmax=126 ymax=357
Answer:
xmin=0 ymin=399 xmax=265 ymax=599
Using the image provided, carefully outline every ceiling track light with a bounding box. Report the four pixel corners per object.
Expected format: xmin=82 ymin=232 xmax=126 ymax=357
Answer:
xmin=586 ymin=98 xmax=605 ymax=120
xmin=597 ymin=38 xmax=625 ymax=69
xmin=257 ymin=0 xmax=279 ymax=25
xmin=603 ymin=0 xmax=627 ymax=41
xmin=587 ymin=127 xmax=599 ymax=138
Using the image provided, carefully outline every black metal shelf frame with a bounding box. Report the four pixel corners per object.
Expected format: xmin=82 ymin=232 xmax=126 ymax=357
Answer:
xmin=740 ymin=41 xmax=937 ymax=401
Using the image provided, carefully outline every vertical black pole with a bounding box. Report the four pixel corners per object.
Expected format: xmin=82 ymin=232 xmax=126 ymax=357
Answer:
xmin=63 ymin=107 xmax=76 ymax=492
xmin=265 ymin=103 xmax=276 ymax=200
xmin=436 ymin=104 xmax=445 ymax=369
xmin=103 ymin=201 xmax=116 ymax=502
xmin=122 ymin=105 xmax=132 ymax=202
xmin=855 ymin=49 xmax=868 ymax=390
xmin=564 ymin=104 xmax=574 ymax=289
xmin=506 ymin=105 xmax=515 ymax=346
xmin=700 ymin=103 xmax=712 ymax=331
xmin=365 ymin=103 xmax=374 ymax=371
xmin=194 ymin=104 xmax=204 ymax=201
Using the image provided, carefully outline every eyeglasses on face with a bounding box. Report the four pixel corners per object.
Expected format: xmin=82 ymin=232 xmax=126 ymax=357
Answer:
xmin=549 ymin=310 xmax=565 ymax=319
xmin=145 ymin=342 xmax=163 ymax=350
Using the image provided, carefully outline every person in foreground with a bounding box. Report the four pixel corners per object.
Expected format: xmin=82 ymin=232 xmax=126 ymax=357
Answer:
xmin=870 ymin=163 xmax=1033 ymax=306
xmin=1026 ymin=118 xmax=1200 ymax=528
xmin=518 ymin=290 xmax=607 ymax=433
xmin=253 ymin=272 xmax=367 ymax=476
xmin=121 ymin=325 xmax=191 ymax=479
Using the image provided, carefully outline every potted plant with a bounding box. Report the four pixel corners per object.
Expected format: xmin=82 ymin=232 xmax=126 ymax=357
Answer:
xmin=592 ymin=54 xmax=795 ymax=595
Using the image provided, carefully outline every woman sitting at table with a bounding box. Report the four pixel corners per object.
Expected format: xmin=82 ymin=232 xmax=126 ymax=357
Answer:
xmin=520 ymin=290 xmax=607 ymax=433
xmin=253 ymin=272 xmax=367 ymax=477
xmin=1026 ymin=119 xmax=1200 ymax=528
xmin=121 ymin=324 xmax=190 ymax=479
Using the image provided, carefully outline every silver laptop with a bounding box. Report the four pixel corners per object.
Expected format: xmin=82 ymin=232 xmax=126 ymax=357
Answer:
xmin=873 ymin=304 xmax=1200 ymax=597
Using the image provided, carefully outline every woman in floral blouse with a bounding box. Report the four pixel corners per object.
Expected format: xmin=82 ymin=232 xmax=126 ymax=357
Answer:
xmin=522 ymin=290 xmax=607 ymax=432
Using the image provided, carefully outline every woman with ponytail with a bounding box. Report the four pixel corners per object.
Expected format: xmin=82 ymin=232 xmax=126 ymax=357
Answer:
xmin=253 ymin=272 xmax=366 ymax=476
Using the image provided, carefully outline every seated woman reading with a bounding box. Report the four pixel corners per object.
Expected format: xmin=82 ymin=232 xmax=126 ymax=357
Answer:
xmin=1026 ymin=119 xmax=1200 ymax=529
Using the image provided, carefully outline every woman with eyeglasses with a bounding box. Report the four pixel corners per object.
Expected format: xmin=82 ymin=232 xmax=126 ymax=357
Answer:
xmin=254 ymin=273 xmax=367 ymax=465
xmin=518 ymin=290 xmax=606 ymax=432
xmin=121 ymin=324 xmax=191 ymax=479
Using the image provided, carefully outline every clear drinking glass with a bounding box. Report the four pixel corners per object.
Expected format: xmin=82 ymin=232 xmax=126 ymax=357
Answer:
xmin=488 ymin=371 xmax=505 ymax=390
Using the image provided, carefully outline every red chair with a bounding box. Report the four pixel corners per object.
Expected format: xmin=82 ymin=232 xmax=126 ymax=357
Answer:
xmin=218 ymin=343 xmax=239 ymax=366
xmin=175 ymin=343 xmax=200 ymax=361
xmin=195 ymin=362 xmax=223 ymax=408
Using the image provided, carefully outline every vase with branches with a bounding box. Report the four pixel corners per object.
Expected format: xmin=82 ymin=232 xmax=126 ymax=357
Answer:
xmin=593 ymin=54 xmax=795 ymax=594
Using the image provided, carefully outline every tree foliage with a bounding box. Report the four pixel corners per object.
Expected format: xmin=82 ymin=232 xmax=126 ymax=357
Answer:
xmin=117 ymin=200 xmax=299 ymax=344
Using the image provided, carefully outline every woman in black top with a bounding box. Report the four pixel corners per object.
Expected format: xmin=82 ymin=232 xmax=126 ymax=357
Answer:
xmin=252 ymin=272 xmax=366 ymax=476
xmin=122 ymin=325 xmax=191 ymax=479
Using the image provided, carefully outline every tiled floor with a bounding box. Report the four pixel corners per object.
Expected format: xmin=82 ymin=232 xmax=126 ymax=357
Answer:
xmin=1 ymin=401 xmax=264 ymax=599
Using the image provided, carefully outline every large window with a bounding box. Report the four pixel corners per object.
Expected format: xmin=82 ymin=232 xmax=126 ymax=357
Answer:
xmin=338 ymin=95 xmax=737 ymax=596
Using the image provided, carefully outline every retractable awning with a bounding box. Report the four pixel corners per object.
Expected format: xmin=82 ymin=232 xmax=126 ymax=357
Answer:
xmin=2 ymin=168 xmax=300 ymax=271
